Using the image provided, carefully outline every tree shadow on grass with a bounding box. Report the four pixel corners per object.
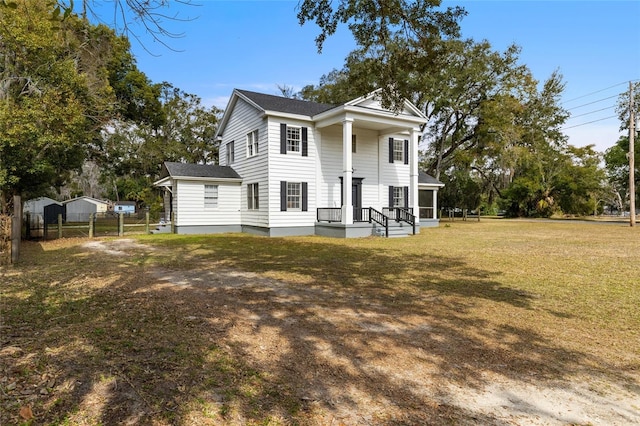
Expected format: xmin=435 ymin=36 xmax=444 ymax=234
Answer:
xmin=1 ymin=236 xmax=636 ymax=425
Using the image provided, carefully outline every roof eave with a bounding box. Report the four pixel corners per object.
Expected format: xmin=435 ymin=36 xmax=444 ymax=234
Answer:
xmin=157 ymin=176 xmax=243 ymax=184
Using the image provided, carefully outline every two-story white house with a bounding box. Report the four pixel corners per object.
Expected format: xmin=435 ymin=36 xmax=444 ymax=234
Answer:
xmin=154 ymin=89 xmax=443 ymax=237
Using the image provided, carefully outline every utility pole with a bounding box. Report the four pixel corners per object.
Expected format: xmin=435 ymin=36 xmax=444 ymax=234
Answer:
xmin=630 ymin=81 xmax=636 ymax=227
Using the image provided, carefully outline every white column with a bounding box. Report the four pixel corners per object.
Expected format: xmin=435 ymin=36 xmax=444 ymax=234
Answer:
xmin=409 ymin=128 xmax=419 ymax=214
xmin=433 ymin=189 xmax=439 ymax=219
xmin=342 ymin=118 xmax=353 ymax=225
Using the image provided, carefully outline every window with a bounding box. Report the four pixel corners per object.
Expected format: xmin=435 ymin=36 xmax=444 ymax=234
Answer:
xmin=389 ymin=138 xmax=408 ymax=164
xmin=352 ymin=134 xmax=357 ymax=153
xmin=287 ymin=182 xmax=301 ymax=210
xmin=280 ymin=181 xmax=308 ymax=211
xmin=280 ymin=124 xmax=308 ymax=156
xmin=393 ymin=139 xmax=404 ymax=162
xmin=247 ymin=183 xmax=259 ymax=210
xmin=393 ymin=186 xmax=405 ymax=208
xmin=247 ymin=130 xmax=259 ymax=157
xmin=226 ymin=141 xmax=235 ymax=164
xmin=204 ymin=185 xmax=218 ymax=209
xmin=286 ymin=126 xmax=301 ymax=153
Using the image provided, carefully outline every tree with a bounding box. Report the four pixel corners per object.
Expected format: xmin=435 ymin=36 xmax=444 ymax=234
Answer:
xmin=0 ymin=0 xmax=99 ymax=212
xmin=59 ymin=0 xmax=197 ymax=52
xmin=0 ymin=0 xmax=166 ymax=212
xmin=297 ymin=0 xmax=466 ymax=110
xmin=298 ymin=7 xmax=578 ymax=217
xmin=95 ymin=83 xmax=221 ymax=207
xmin=604 ymin=135 xmax=639 ymax=213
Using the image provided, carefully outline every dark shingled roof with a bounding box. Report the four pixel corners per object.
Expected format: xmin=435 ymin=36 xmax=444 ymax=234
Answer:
xmin=419 ymin=171 xmax=444 ymax=185
xmin=237 ymin=89 xmax=336 ymax=117
xmin=161 ymin=162 xmax=242 ymax=179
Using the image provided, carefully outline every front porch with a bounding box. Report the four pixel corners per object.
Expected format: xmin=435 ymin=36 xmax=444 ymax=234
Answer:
xmin=316 ymin=207 xmax=422 ymax=238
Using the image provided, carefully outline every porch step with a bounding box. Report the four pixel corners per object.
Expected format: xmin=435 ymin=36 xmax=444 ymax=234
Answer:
xmin=374 ymin=222 xmax=411 ymax=238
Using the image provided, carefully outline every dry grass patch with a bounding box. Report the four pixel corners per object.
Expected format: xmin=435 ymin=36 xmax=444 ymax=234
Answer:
xmin=1 ymin=221 xmax=639 ymax=425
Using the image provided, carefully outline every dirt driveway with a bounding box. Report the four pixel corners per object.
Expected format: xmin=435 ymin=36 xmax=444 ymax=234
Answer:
xmin=3 ymin=237 xmax=639 ymax=425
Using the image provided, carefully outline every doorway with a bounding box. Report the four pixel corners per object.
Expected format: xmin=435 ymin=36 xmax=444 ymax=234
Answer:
xmin=340 ymin=177 xmax=363 ymax=221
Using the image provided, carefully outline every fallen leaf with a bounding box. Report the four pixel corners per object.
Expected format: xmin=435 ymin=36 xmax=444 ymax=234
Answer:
xmin=19 ymin=406 xmax=33 ymax=420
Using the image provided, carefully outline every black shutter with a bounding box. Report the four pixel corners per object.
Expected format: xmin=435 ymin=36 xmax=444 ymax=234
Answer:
xmin=389 ymin=186 xmax=394 ymax=207
xmin=404 ymin=139 xmax=409 ymax=164
xmin=302 ymin=182 xmax=308 ymax=211
xmin=302 ymin=127 xmax=308 ymax=157
xmin=280 ymin=123 xmax=287 ymax=154
xmin=404 ymin=186 xmax=409 ymax=208
xmin=280 ymin=181 xmax=287 ymax=211
xmin=388 ymin=138 xmax=394 ymax=163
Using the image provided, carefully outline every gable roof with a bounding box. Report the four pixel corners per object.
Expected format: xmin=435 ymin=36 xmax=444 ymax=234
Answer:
xmin=62 ymin=196 xmax=110 ymax=206
xmin=160 ymin=162 xmax=242 ymax=180
xmin=236 ymin=89 xmax=336 ymax=117
xmin=419 ymin=171 xmax=444 ymax=187
xmin=217 ymin=88 xmax=427 ymax=138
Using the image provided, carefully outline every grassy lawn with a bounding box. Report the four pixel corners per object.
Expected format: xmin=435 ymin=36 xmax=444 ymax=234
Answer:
xmin=1 ymin=220 xmax=639 ymax=425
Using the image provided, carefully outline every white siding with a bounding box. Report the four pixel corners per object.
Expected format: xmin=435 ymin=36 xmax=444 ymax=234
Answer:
xmin=267 ymin=117 xmax=317 ymax=227
xmin=318 ymin=125 xmax=382 ymax=209
xmin=174 ymin=180 xmax=241 ymax=226
xmin=379 ymin=134 xmax=411 ymax=206
xmin=219 ymin=98 xmax=269 ymax=227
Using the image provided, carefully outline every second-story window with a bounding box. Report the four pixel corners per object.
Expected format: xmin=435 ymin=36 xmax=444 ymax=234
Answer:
xmin=247 ymin=130 xmax=258 ymax=157
xmin=287 ymin=126 xmax=301 ymax=153
xmin=393 ymin=139 xmax=404 ymax=162
xmin=226 ymin=141 xmax=235 ymax=164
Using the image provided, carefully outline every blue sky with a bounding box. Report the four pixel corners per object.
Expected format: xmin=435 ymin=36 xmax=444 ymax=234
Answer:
xmin=122 ymin=0 xmax=640 ymax=153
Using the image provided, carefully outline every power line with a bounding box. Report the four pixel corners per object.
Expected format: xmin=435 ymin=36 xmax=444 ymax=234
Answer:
xmin=564 ymin=94 xmax=620 ymax=112
xmin=562 ymin=81 xmax=628 ymax=105
xmin=561 ymin=115 xmax=618 ymax=130
xmin=562 ymin=79 xmax=640 ymax=105
xmin=567 ymin=106 xmax=616 ymax=120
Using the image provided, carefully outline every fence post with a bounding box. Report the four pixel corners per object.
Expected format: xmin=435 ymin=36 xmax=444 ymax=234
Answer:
xmin=11 ymin=195 xmax=21 ymax=263
xmin=145 ymin=211 xmax=150 ymax=234
xmin=57 ymin=213 xmax=63 ymax=239
xmin=89 ymin=213 xmax=94 ymax=238
xmin=25 ymin=212 xmax=30 ymax=240
xmin=118 ymin=213 xmax=124 ymax=237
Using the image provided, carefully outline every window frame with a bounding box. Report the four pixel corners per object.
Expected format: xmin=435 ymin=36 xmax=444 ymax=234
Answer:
xmin=246 ymin=130 xmax=259 ymax=157
xmin=226 ymin=141 xmax=235 ymax=164
xmin=286 ymin=182 xmax=301 ymax=210
xmin=393 ymin=139 xmax=404 ymax=162
xmin=247 ymin=182 xmax=259 ymax=210
xmin=204 ymin=184 xmax=219 ymax=209
xmin=286 ymin=126 xmax=301 ymax=153
xmin=393 ymin=186 xmax=405 ymax=208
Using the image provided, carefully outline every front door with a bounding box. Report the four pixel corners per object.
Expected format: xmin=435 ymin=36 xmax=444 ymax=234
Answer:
xmin=352 ymin=182 xmax=362 ymax=221
xmin=339 ymin=177 xmax=364 ymax=221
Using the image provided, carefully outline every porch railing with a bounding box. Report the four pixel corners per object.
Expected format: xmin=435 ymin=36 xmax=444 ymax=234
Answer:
xmin=317 ymin=207 xmax=389 ymax=237
xmin=317 ymin=207 xmax=342 ymax=223
xmin=354 ymin=207 xmax=370 ymax=222
xmin=382 ymin=207 xmax=414 ymax=219
xmin=383 ymin=207 xmax=416 ymax=235
xmin=369 ymin=208 xmax=388 ymax=237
